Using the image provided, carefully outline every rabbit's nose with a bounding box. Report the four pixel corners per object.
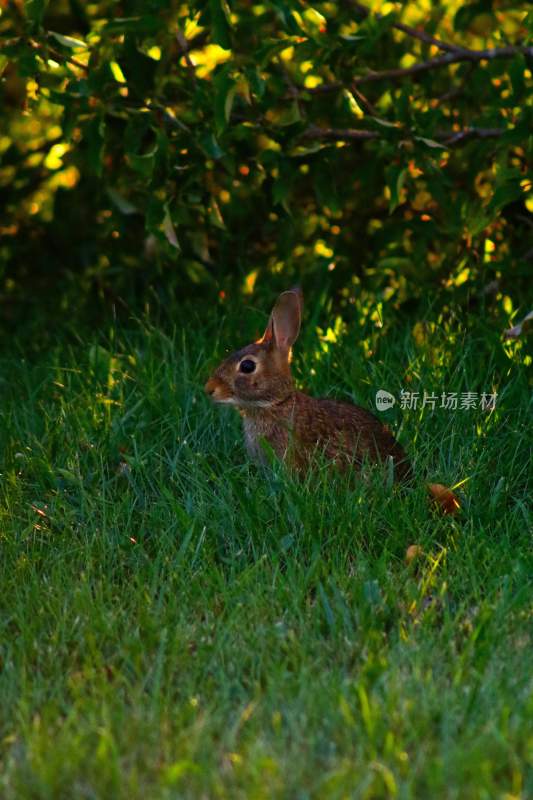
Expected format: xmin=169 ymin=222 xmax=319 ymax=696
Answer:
xmin=205 ymin=378 xmax=217 ymax=396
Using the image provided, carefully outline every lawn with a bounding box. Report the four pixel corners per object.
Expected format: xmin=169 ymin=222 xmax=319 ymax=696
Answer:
xmin=0 ymin=300 xmax=531 ymax=799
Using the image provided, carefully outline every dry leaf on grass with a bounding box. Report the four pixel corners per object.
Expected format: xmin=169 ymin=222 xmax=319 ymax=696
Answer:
xmin=428 ymin=483 xmax=461 ymax=515
xmin=405 ymin=544 xmax=424 ymax=564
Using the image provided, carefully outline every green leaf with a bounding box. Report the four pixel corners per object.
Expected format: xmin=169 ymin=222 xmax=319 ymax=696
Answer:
xmin=272 ymin=166 xmax=294 ymax=214
xmin=269 ymin=1 xmax=306 ymax=36
xmin=25 ymin=0 xmax=49 ymax=27
xmin=184 ymin=259 xmax=214 ymax=285
xmin=244 ymin=66 xmax=266 ymax=97
xmin=64 ymin=77 xmax=89 ymax=98
xmin=487 ymin=180 xmax=523 ymax=214
xmin=127 ymin=150 xmax=156 ymax=179
xmin=199 ymin=133 xmax=224 ymax=159
xmin=385 ymin=164 xmax=407 ymax=212
xmin=124 ymin=114 xmax=153 ymax=155
xmin=274 ymin=101 xmax=302 ymax=127
xmin=343 ymin=90 xmax=364 ymax=119
xmin=453 ymin=2 xmax=488 ymax=32
xmin=339 ymin=34 xmax=365 ymax=43
xmin=162 ymin=208 xmax=180 ymax=250
xmin=415 ymin=136 xmax=447 ymax=150
xmin=208 ymin=198 xmax=225 ymax=230
xmin=377 ymin=256 xmax=413 ymax=271
xmin=107 ymin=189 xmax=138 ymax=215
xmin=12 ymin=42 xmax=39 ymax=77
xmin=209 ymin=0 xmax=232 ymax=48
xmin=509 ymin=55 xmax=526 ymax=100
xmin=109 ymin=61 xmax=127 ymax=84
xmin=370 ymin=116 xmax=402 ymax=130
xmin=288 ymin=142 xmax=329 ymax=157
xmin=314 ymin=164 xmax=340 ymax=213
xmin=101 ymin=17 xmax=163 ymax=35
xmin=86 ymin=115 xmax=105 ymax=177
xmin=47 ymin=88 xmax=72 ymax=106
xmin=463 ymin=203 xmax=491 ymax=237
xmin=213 ymin=71 xmax=237 ymax=134
xmin=61 ymin=96 xmax=77 ymax=140
xmin=48 ymin=31 xmax=87 ymax=49
xmin=255 ymin=39 xmax=297 ymax=67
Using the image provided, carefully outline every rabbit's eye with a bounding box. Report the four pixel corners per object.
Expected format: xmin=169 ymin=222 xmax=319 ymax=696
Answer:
xmin=239 ymin=359 xmax=256 ymax=374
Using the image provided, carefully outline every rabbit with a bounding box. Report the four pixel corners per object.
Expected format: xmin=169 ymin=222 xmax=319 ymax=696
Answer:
xmin=205 ymin=288 xmax=459 ymax=513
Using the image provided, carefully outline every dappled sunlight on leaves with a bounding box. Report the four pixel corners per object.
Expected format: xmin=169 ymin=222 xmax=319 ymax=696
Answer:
xmin=0 ymin=0 xmax=531 ymax=324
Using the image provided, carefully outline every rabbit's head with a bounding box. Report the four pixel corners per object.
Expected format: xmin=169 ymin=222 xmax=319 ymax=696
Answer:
xmin=205 ymin=288 xmax=303 ymax=409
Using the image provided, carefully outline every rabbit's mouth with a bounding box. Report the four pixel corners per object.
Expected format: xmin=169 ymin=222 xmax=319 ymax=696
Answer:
xmin=205 ymin=377 xmax=236 ymax=404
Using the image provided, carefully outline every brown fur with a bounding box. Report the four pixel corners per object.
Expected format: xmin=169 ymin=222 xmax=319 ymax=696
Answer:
xmin=205 ymin=288 xmax=411 ymax=483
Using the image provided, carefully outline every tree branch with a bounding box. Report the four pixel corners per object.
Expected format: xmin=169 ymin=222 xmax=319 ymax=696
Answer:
xmin=440 ymin=127 xmax=507 ymax=145
xmin=351 ymin=45 xmax=533 ymax=86
xmin=308 ymin=43 xmax=532 ymax=95
xmin=348 ymin=1 xmax=472 ymax=54
xmin=176 ymin=29 xmax=198 ymax=85
xmin=29 ymin=38 xmax=89 ymax=72
xmin=301 ymin=125 xmax=507 ymax=146
xmin=306 ymin=3 xmax=532 ymax=95
xmin=301 ymin=126 xmax=378 ymax=141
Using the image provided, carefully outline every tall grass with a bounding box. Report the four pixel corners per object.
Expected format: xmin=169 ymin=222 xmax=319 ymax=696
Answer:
xmin=0 ymin=302 xmax=531 ymax=799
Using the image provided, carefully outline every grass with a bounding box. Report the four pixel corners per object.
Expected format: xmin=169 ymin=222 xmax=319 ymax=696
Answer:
xmin=0 ymin=299 xmax=531 ymax=800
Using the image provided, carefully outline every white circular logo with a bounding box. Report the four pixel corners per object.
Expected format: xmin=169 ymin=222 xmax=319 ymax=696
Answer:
xmin=375 ymin=389 xmax=396 ymax=411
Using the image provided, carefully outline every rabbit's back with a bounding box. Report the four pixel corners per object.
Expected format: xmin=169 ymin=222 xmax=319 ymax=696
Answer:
xmin=293 ymin=393 xmax=411 ymax=479
xmin=243 ymin=391 xmax=411 ymax=481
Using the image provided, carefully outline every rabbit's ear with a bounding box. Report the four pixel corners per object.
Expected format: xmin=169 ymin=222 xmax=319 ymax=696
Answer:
xmin=260 ymin=288 xmax=303 ymax=353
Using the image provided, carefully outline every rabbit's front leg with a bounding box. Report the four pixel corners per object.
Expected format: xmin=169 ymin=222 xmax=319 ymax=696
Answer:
xmin=242 ymin=415 xmax=290 ymax=465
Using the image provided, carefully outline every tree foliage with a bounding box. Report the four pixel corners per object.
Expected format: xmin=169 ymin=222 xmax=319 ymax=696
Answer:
xmin=1 ymin=0 xmax=532 ymax=315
